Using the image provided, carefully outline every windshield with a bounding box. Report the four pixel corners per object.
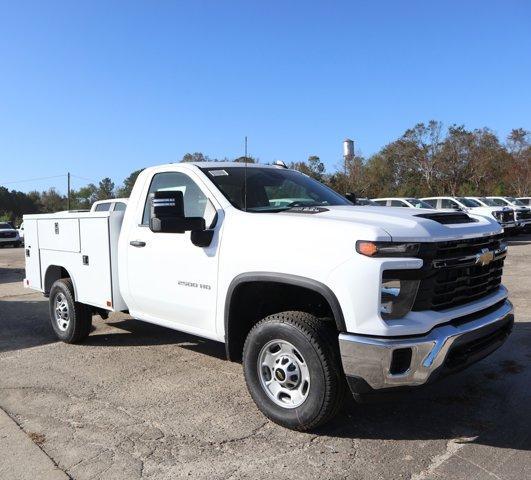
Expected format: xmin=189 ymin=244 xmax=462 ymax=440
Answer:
xmin=478 ymin=197 xmax=496 ymax=206
xmin=0 ymin=222 xmax=14 ymax=229
xmin=506 ymin=196 xmax=526 ymax=206
xmin=488 ymin=197 xmax=510 ymax=206
xmin=406 ymin=198 xmax=433 ymax=209
xmin=456 ymin=197 xmax=479 ymax=208
xmin=462 ymin=198 xmax=482 ymax=207
xmin=201 ymin=167 xmax=350 ymax=212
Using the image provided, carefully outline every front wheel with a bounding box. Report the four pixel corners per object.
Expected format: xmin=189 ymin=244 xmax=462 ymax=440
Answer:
xmin=243 ymin=311 xmax=346 ymax=431
xmin=49 ymin=278 xmax=92 ymax=343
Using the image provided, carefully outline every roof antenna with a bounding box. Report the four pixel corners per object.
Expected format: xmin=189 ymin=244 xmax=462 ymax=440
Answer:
xmin=244 ymin=135 xmax=248 ymax=212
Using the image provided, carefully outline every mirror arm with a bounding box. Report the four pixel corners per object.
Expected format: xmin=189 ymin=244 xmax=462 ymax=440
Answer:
xmin=191 ymin=229 xmax=215 ymax=247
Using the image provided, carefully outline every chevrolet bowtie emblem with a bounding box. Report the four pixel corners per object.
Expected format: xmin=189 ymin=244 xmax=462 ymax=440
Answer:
xmin=475 ymin=248 xmax=494 ymax=266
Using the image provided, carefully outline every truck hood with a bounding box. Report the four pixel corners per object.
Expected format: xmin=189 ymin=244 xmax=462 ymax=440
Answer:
xmin=467 ymin=206 xmax=500 ymax=216
xmin=281 ymin=206 xmax=501 ymax=242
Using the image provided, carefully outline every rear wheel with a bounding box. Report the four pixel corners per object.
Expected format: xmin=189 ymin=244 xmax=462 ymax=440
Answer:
xmin=243 ymin=311 xmax=346 ymax=431
xmin=49 ymin=279 xmax=92 ymax=343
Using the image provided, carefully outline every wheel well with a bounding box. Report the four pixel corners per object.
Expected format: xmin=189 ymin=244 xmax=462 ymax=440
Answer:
xmin=225 ymin=278 xmax=344 ymax=362
xmin=44 ymin=265 xmax=72 ymax=296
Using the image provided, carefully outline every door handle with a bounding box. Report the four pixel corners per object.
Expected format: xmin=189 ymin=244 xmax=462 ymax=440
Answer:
xmin=130 ymin=240 xmax=146 ymax=248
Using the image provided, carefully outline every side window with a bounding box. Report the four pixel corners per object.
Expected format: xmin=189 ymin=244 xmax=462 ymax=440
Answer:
xmin=141 ymin=172 xmax=214 ymax=226
xmin=95 ymin=202 xmax=111 ymax=212
xmin=390 ymin=200 xmax=406 ymax=207
xmin=114 ymin=202 xmax=127 ymax=212
xmin=373 ymin=200 xmax=386 ymax=206
xmin=441 ymin=199 xmax=458 ymax=209
xmin=422 ymin=199 xmax=437 ymax=208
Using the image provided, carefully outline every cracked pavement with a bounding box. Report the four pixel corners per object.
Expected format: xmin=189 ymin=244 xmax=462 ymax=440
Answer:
xmin=0 ymin=237 xmax=530 ymax=479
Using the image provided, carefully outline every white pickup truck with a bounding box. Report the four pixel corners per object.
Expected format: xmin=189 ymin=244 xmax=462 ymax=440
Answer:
xmin=23 ymin=162 xmax=514 ymax=430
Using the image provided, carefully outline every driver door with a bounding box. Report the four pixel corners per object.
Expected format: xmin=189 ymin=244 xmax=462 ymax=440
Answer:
xmin=126 ymin=169 xmax=220 ymax=336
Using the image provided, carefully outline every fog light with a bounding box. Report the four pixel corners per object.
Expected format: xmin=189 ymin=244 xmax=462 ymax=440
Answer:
xmin=381 ymin=278 xmax=420 ymax=319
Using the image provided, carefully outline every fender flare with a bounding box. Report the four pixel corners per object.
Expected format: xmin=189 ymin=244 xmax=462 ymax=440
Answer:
xmin=224 ymin=272 xmax=347 ymax=344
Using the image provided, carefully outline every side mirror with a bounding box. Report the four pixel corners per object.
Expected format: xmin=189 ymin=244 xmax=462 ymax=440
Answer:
xmin=149 ymin=191 xmax=206 ymax=233
xmin=345 ymin=192 xmax=356 ymax=204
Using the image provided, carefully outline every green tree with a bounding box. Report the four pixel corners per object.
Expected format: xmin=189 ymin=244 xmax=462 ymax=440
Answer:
xmin=71 ymin=184 xmax=98 ymax=210
xmin=505 ymin=128 xmax=530 ymax=196
xmin=117 ymin=169 xmax=144 ymax=197
xmin=181 ymin=152 xmax=210 ymax=163
xmin=291 ymin=155 xmax=325 ymax=181
xmin=40 ymin=188 xmax=66 ymax=213
xmin=95 ymin=178 xmax=115 ymax=201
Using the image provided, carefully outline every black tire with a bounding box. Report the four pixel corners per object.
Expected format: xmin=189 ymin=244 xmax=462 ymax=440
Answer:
xmin=49 ymin=278 xmax=92 ymax=343
xmin=243 ymin=311 xmax=346 ymax=431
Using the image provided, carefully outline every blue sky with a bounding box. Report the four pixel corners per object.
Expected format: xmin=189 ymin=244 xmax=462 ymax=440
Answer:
xmin=1 ymin=0 xmax=530 ymax=193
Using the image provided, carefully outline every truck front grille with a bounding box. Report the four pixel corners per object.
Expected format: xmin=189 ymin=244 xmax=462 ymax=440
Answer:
xmin=517 ymin=210 xmax=531 ymax=221
xmin=412 ymin=234 xmax=506 ymax=311
xmin=500 ymin=211 xmax=514 ymax=223
xmin=0 ymin=231 xmax=16 ymax=238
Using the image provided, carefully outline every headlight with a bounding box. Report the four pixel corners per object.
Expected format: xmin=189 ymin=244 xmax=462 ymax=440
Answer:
xmin=381 ymin=278 xmax=420 ymax=319
xmin=356 ymin=241 xmax=420 ymax=257
xmin=492 ymin=211 xmax=503 ymax=220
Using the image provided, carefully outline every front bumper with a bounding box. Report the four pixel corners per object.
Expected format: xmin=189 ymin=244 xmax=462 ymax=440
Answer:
xmin=0 ymin=237 xmax=20 ymax=245
xmin=339 ymin=299 xmax=513 ymax=393
xmin=501 ymin=221 xmax=517 ymax=229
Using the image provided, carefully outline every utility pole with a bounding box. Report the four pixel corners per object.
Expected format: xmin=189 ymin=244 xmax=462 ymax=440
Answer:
xmin=243 ymin=136 xmax=248 ymax=211
xmin=67 ymin=172 xmax=71 ymax=210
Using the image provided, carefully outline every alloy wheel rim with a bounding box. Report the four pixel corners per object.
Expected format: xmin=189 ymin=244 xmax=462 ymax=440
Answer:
xmin=54 ymin=293 xmax=70 ymax=331
xmin=257 ymin=339 xmax=310 ymax=409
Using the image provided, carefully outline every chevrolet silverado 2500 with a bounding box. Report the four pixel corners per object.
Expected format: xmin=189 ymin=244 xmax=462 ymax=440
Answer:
xmin=23 ymin=162 xmax=514 ymax=430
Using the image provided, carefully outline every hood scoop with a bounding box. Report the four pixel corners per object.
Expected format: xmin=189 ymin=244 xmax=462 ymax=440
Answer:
xmin=415 ymin=212 xmax=478 ymax=225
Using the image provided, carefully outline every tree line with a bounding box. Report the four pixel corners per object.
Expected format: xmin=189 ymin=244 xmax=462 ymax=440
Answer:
xmin=1 ymin=121 xmax=529 ymax=225
xmin=292 ymin=122 xmax=529 ymax=199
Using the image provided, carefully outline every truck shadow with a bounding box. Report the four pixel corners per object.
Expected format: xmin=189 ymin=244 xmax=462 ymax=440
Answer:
xmin=84 ymin=318 xmax=227 ymax=360
xmin=0 ymin=267 xmax=24 ymax=285
xmin=87 ymin=317 xmax=530 ymax=452
xmin=0 ymin=299 xmax=58 ymax=353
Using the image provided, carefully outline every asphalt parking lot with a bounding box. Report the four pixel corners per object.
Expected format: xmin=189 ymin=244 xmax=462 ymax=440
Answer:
xmin=0 ymin=238 xmax=530 ymax=480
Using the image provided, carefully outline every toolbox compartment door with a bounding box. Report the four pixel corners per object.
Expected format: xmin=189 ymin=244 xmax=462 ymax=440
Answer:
xmin=23 ymin=219 xmax=42 ymax=290
xmin=38 ymin=218 xmax=80 ymax=253
xmin=75 ymin=217 xmax=113 ymax=309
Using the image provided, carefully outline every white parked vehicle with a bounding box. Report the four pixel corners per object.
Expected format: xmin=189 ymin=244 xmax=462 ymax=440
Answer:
xmin=421 ymin=196 xmax=517 ymax=233
xmin=23 ymin=163 xmax=514 ymax=430
xmin=486 ymin=196 xmax=531 ymax=231
xmin=466 ymin=197 xmax=519 ymax=235
xmin=0 ymin=221 xmax=22 ymax=248
xmin=350 ymin=197 xmax=378 ymax=206
xmin=372 ymin=197 xmax=435 ymax=209
xmin=90 ymin=198 xmax=128 ymax=212
xmin=17 ymin=222 xmax=24 ymax=243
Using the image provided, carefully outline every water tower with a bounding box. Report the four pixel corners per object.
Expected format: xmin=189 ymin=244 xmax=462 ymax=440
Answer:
xmin=342 ymin=139 xmax=354 ymax=193
xmin=343 ymin=138 xmax=354 ymax=161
